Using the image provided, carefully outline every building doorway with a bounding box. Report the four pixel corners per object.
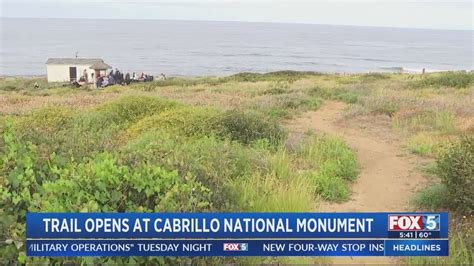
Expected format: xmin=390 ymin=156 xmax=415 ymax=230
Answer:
xmin=69 ymin=67 xmax=77 ymax=81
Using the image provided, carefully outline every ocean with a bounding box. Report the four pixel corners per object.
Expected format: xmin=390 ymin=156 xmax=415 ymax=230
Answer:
xmin=1 ymin=17 xmax=472 ymax=76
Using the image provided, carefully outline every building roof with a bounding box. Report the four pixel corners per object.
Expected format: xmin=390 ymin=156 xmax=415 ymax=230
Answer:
xmin=89 ymin=62 xmax=112 ymax=70
xmin=46 ymin=58 xmax=105 ymax=65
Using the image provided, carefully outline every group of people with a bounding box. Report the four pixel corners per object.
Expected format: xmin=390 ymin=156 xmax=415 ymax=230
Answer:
xmin=94 ymin=70 xmax=166 ymax=88
xmin=95 ymin=69 xmax=125 ymax=88
xmin=74 ymin=68 xmax=166 ymax=88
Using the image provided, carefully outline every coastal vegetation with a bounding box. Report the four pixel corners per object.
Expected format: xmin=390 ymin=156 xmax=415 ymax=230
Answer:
xmin=0 ymin=71 xmax=473 ymax=264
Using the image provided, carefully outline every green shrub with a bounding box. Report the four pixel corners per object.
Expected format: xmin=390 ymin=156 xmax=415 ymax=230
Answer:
xmin=122 ymin=131 xmax=254 ymax=210
xmin=0 ymin=123 xmax=213 ymax=264
xmin=297 ymin=135 xmax=359 ymax=202
xmin=217 ymin=110 xmax=286 ymax=145
xmin=0 ymin=121 xmax=50 ymax=263
xmin=338 ymin=92 xmax=360 ymax=104
xmin=361 ymin=96 xmax=399 ymax=116
xmin=412 ymin=184 xmax=450 ymax=210
xmin=14 ymin=106 xmax=74 ymax=142
xmin=371 ymin=103 xmax=398 ymax=116
xmin=127 ymin=106 xmax=285 ymax=146
xmin=41 ymin=152 xmax=212 ymax=212
xmin=0 ymin=121 xmax=39 ymax=260
xmin=436 ymin=136 xmax=474 ymax=213
xmin=309 ymin=86 xmax=361 ymax=104
xmin=300 ymin=135 xmax=359 ymax=181
xmin=97 ymin=96 xmax=177 ymax=125
xmin=275 ymin=95 xmax=303 ymax=109
xmin=405 ymin=133 xmax=445 ymax=156
xmin=407 ymin=139 xmax=435 ymax=156
xmin=233 ymin=172 xmax=316 ymax=212
xmin=273 ymin=94 xmax=321 ymax=110
xmin=304 ymin=97 xmax=323 ymax=110
xmin=229 ymin=147 xmax=317 ymax=212
xmin=310 ymin=172 xmax=350 ymax=202
xmin=126 ymin=106 xmax=221 ymax=139
xmin=252 ymin=93 xmax=321 ymax=118
xmin=12 ymin=96 xmax=179 ymax=160
xmin=13 ymin=107 xmax=74 ymax=157
xmin=265 ymin=107 xmax=291 ymax=119
xmin=267 ymin=149 xmax=293 ymax=180
xmin=417 ymin=72 xmax=474 ymax=89
xmin=18 ymin=106 xmax=73 ymax=130
xmin=353 ymin=87 xmax=403 ymax=116
xmin=15 ymin=109 xmax=120 ymax=160
xmin=262 ymin=81 xmax=290 ymax=95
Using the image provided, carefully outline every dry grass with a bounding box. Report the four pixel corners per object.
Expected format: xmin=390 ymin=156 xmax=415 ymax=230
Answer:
xmin=341 ymin=74 xmax=473 ymax=158
xmin=2 ymin=72 xmax=472 ymax=141
xmin=0 ymin=92 xmax=121 ymax=115
xmin=0 ymin=74 xmax=324 ymax=118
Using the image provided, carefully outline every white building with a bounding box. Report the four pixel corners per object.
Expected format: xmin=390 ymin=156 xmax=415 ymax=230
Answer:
xmin=46 ymin=58 xmax=111 ymax=83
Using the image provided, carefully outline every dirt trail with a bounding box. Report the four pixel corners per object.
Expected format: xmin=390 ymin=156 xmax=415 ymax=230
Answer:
xmin=286 ymin=101 xmax=426 ymax=265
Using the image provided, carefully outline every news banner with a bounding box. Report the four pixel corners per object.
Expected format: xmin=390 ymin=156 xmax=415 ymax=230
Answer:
xmin=26 ymin=213 xmax=448 ymax=257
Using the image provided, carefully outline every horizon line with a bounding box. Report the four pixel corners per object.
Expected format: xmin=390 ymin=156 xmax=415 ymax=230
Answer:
xmin=2 ymin=16 xmax=472 ymax=32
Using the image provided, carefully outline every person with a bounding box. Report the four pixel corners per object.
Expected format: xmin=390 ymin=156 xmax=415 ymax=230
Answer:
xmin=83 ymin=69 xmax=88 ymax=82
xmin=96 ymin=76 xmax=103 ymax=88
xmin=71 ymin=80 xmax=81 ymax=88
xmin=160 ymin=73 xmax=167 ymax=80
xmin=108 ymin=74 xmax=115 ymax=85
xmin=125 ymin=73 xmax=131 ymax=85
xmin=95 ymin=76 xmax=102 ymax=88
xmin=113 ymin=68 xmax=119 ymax=81
xmin=102 ymin=76 xmax=109 ymax=87
xmin=115 ymin=69 xmax=123 ymax=84
xmin=119 ymin=71 xmax=124 ymax=84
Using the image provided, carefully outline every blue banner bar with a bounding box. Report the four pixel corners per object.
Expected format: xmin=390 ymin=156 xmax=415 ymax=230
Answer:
xmin=26 ymin=239 xmax=448 ymax=257
xmin=26 ymin=212 xmax=448 ymax=239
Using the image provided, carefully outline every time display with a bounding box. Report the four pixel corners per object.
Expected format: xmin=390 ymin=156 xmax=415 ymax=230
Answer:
xmin=398 ymin=231 xmax=435 ymax=239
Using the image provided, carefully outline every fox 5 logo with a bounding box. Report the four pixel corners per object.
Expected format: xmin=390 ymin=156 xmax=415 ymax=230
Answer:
xmin=223 ymin=243 xmax=248 ymax=251
xmin=388 ymin=214 xmax=440 ymax=231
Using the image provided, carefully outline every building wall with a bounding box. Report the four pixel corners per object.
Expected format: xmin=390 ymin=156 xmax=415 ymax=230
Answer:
xmin=46 ymin=64 xmax=96 ymax=82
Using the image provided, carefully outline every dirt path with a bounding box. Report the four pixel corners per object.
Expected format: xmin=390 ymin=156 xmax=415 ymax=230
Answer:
xmin=286 ymin=101 xmax=426 ymax=265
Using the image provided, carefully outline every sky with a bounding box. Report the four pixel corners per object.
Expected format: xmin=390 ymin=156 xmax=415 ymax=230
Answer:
xmin=0 ymin=0 xmax=472 ymax=30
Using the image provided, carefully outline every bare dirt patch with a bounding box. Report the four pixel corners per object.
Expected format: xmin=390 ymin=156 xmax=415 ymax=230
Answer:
xmin=286 ymin=101 xmax=428 ymax=264
xmin=287 ymin=101 xmax=426 ymax=212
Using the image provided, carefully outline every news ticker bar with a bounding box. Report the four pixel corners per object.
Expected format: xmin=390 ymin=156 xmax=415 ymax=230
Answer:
xmin=26 ymin=212 xmax=448 ymax=239
xmin=26 ymin=239 xmax=449 ymax=257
